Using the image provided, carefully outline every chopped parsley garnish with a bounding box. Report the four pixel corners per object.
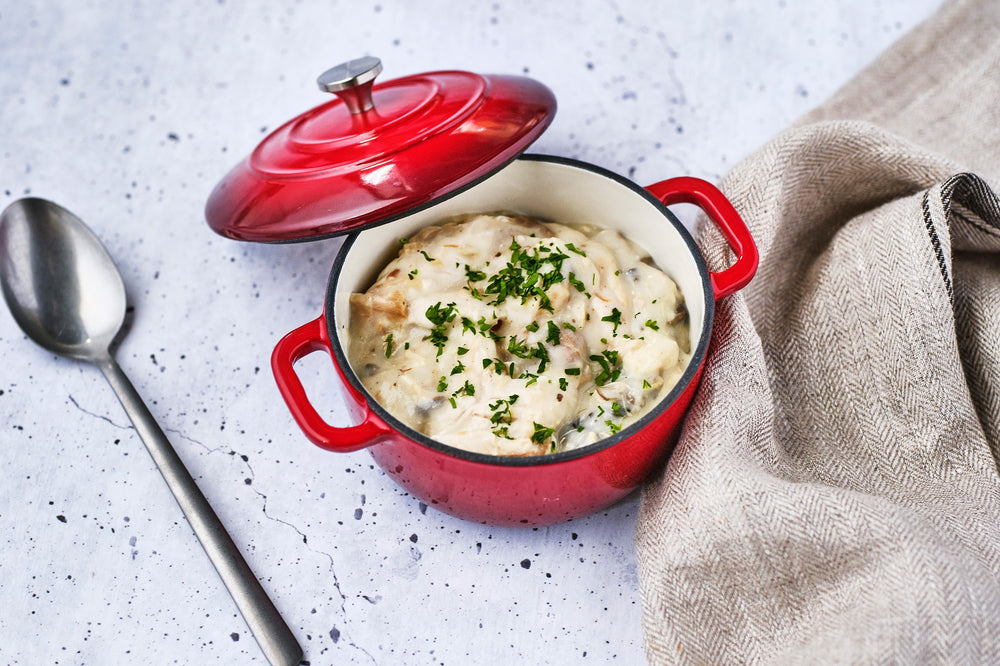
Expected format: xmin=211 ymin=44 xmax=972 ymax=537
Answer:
xmin=482 ymin=358 xmax=517 ymax=378
xmin=567 ymin=271 xmax=589 ymax=295
xmin=559 ymin=377 xmax=569 ymax=391
xmin=546 ymin=321 xmax=561 ymax=345
xmin=506 ymin=335 xmax=530 ymax=359
xmin=531 ymin=422 xmax=555 ymax=445
xmin=408 ymin=269 xmax=418 ymax=280
xmin=477 ymin=316 xmax=499 ymax=340
xmin=565 ymin=242 xmax=586 ymax=256
xmin=437 ymin=376 xmax=448 ymax=392
xmin=532 ymin=342 xmax=549 ymax=372
xmin=464 ymin=264 xmax=487 ymax=282
xmin=564 ymin=367 xmax=581 ymax=376
xmin=589 ymin=350 xmax=621 ymax=386
xmin=602 ymin=308 xmax=622 ymax=335
xmin=489 ymin=395 xmax=519 ymax=439
xmin=506 ymin=336 xmax=550 ymax=372
xmin=384 ymin=333 xmax=393 ymax=358
xmin=525 ymin=321 xmax=540 ymax=332
xmin=451 ymin=380 xmax=475 ymax=404
xmin=482 ymin=238 xmax=569 ymax=313
xmin=425 ymin=302 xmax=457 ymax=356
xmin=644 ymin=319 xmax=659 ymax=330
xmin=419 ymin=250 xmax=435 ymax=262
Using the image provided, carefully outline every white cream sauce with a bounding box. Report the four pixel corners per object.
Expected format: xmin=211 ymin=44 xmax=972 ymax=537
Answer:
xmin=347 ymin=213 xmax=690 ymax=456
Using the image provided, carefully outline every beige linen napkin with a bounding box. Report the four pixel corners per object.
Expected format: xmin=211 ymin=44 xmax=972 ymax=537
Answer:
xmin=635 ymin=0 xmax=1000 ymax=663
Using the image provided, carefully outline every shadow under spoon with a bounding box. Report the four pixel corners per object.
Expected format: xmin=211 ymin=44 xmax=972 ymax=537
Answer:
xmin=0 ymin=198 xmax=302 ymax=666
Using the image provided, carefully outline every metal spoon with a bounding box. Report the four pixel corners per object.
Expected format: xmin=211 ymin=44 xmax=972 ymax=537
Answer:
xmin=0 ymin=198 xmax=302 ymax=666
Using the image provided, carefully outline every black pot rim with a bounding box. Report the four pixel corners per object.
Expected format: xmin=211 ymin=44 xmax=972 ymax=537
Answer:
xmin=325 ymin=153 xmax=715 ymax=467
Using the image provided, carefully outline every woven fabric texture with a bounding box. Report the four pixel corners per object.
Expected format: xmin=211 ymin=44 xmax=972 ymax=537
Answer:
xmin=635 ymin=1 xmax=1000 ymax=663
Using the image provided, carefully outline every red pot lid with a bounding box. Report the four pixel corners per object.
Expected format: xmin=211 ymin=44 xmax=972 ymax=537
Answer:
xmin=205 ymin=57 xmax=557 ymax=242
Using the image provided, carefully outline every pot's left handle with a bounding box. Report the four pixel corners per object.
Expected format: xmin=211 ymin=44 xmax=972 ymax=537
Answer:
xmin=646 ymin=176 xmax=758 ymax=299
xmin=271 ymin=316 xmax=392 ymax=452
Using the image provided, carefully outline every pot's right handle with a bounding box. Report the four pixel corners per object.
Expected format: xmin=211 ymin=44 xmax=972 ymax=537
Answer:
xmin=646 ymin=176 xmax=758 ymax=299
xmin=271 ymin=316 xmax=392 ymax=452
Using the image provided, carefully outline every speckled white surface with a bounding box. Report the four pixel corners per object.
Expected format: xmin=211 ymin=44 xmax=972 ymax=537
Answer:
xmin=0 ymin=2 xmax=943 ymax=664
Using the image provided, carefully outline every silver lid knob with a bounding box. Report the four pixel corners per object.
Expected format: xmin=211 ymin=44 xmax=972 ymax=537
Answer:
xmin=317 ymin=57 xmax=383 ymax=114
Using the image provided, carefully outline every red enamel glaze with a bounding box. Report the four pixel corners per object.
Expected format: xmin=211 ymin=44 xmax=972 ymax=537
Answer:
xmin=269 ymin=158 xmax=757 ymax=526
xmin=368 ymin=369 xmax=704 ymax=527
xmin=271 ymin=316 xmax=393 ymax=452
xmin=205 ymin=71 xmax=556 ymax=242
xmin=645 ymin=177 xmax=759 ymax=298
xmin=272 ymin=308 xmax=706 ymax=527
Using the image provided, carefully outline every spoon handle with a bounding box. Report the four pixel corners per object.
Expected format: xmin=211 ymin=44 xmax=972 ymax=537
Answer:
xmin=97 ymin=356 xmax=302 ymax=666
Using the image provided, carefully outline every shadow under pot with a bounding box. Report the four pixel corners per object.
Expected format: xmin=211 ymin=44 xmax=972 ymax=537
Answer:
xmin=271 ymin=155 xmax=757 ymax=527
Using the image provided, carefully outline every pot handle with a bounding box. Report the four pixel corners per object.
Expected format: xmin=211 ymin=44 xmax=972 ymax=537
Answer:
xmin=646 ymin=176 xmax=758 ymax=299
xmin=271 ymin=316 xmax=392 ymax=452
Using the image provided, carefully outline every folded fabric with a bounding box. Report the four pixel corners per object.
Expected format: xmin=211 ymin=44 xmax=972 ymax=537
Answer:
xmin=635 ymin=0 xmax=1000 ymax=662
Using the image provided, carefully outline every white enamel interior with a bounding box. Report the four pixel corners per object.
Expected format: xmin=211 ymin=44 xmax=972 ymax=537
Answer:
xmin=332 ymin=157 xmax=710 ymax=372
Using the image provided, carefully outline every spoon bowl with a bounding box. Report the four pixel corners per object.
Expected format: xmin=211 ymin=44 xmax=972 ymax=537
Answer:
xmin=0 ymin=198 xmax=125 ymax=360
xmin=0 ymin=198 xmax=302 ymax=666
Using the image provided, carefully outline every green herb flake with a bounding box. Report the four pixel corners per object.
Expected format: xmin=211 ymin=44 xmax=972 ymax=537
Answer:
xmin=533 ymin=343 xmax=550 ymax=373
xmin=565 ymin=242 xmax=586 ymax=257
xmin=488 ymin=395 xmax=519 ymax=439
xmin=464 ymin=264 xmax=487 ymax=283
xmin=589 ymin=350 xmax=622 ymax=386
xmin=546 ymin=321 xmax=561 ymax=346
xmin=437 ymin=376 xmax=448 ymax=392
xmin=644 ymin=319 xmax=660 ymax=330
xmin=425 ymin=302 xmax=457 ymax=356
xmin=419 ymin=250 xmax=436 ymax=262
xmin=531 ymin=422 xmax=555 ymax=445
xmin=384 ymin=333 xmax=393 ymax=358
xmin=481 ymin=237 xmax=569 ymax=313
xmin=477 ymin=316 xmax=499 ymax=340
xmin=567 ymin=272 xmax=589 ymax=295
xmin=602 ymin=308 xmax=622 ymax=335
xmin=451 ymin=379 xmax=475 ymax=401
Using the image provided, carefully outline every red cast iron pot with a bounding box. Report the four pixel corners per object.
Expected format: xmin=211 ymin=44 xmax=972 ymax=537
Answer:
xmin=270 ymin=154 xmax=757 ymax=527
